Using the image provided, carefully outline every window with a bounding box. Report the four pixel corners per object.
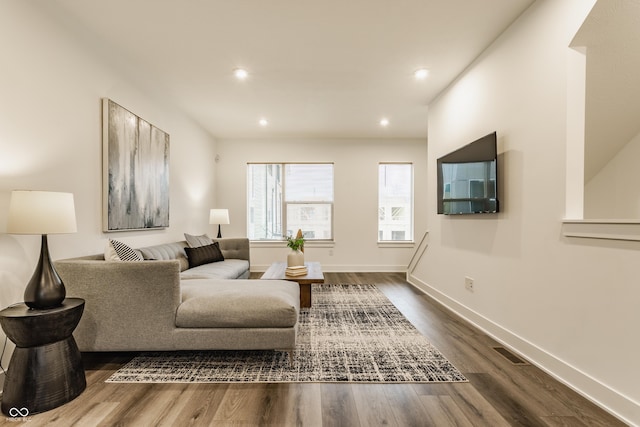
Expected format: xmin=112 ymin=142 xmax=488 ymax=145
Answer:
xmin=378 ymin=163 xmax=413 ymax=242
xmin=248 ymin=163 xmax=334 ymax=240
xmin=391 ymin=207 xmax=405 ymax=220
xmin=392 ymin=230 xmax=406 ymax=240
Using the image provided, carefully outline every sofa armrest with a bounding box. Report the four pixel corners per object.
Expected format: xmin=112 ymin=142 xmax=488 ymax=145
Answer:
xmin=213 ymin=238 xmax=250 ymax=264
xmin=54 ymin=258 xmax=181 ymax=351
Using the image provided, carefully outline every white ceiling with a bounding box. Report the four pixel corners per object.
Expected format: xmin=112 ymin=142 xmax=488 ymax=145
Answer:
xmin=38 ymin=0 xmax=534 ymax=139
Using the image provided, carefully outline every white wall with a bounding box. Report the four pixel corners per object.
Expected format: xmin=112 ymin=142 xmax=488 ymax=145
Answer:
xmin=216 ymin=138 xmax=427 ymax=271
xmin=0 ymin=2 xmax=217 ymax=374
xmin=410 ymin=0 xmax=639 ymax=424
xmin=584 ymin=130 xmax=640 ymax=219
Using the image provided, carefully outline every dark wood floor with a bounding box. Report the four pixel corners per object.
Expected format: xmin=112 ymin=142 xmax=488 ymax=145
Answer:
xmin=1 ymin=273 xmax=626 ymax=426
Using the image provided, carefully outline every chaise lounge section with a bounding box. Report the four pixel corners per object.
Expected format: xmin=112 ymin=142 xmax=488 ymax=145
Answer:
xmin=54 ymin=238 xmax=300 ymax=353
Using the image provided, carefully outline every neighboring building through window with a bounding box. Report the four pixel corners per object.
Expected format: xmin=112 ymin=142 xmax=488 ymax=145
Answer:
xmin=378 ymin=163 xmax=413 ymax=241
xmin=248 ymin=163 xmax=334 ymax=240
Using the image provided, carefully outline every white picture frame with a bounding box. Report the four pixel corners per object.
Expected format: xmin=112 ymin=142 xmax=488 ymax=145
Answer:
xmin=102 ymin=98 xmax=170 ymax=232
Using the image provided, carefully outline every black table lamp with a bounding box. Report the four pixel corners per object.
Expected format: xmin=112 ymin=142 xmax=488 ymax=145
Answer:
xmin=7 ymin=191 xmax=77 ymax=309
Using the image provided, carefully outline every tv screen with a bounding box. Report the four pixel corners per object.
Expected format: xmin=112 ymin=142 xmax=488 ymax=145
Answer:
xmin=437 ymin=132 xmax=499 ymax=215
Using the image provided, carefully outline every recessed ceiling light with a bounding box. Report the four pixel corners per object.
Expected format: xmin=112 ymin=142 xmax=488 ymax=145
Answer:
xmin=259 ymin=118 xmax=269 ymax=127
xmin=234 ymin=68 xmax=249 ymax=80
xmin=380 ymin=118 xmax=390 ymax=127
xmin=414 ymin=68 xmax=429 ymax=80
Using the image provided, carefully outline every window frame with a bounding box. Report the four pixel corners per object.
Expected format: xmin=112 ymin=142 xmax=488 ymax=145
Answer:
xmin=378 ymin=162 xmax=414 ymax=243
xmin=247 ymin=162 xmax=335 ymax=242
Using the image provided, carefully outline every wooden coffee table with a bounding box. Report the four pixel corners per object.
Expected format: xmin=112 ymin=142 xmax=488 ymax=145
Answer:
xmin=260 ymin=262 xmax=324 ymax=308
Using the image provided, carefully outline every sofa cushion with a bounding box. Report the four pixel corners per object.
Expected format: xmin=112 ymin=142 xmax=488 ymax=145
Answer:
xmin=180 ymin=259 xmax=249 ymax=280
xmin=184 ymin=233 xmax=213 ymax=248
xmin=214 ymin=238 xmax=250 ymax=263
xmin=177 ymin=280 xmax=299 ymax=328
xmin=138 ymin=242 xmax=189 ymax=271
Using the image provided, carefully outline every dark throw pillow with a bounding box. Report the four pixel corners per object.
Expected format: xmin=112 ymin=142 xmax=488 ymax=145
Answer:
xmin=185 ymin=242 xmax=224 ymax=268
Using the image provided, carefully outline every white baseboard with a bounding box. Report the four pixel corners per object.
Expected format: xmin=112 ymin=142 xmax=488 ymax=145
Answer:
xmin=252 ymin=264 xmax=407 ymax=273
xmin=407 ymin=273 xmax=639 ymax=427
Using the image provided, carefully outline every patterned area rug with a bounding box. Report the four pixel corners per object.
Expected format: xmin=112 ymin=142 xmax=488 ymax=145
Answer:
xmin=106 ymin=284 xmax=467 ymax=383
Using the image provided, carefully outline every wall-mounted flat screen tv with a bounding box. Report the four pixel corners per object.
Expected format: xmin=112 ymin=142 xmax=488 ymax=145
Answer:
xmin=437 ymin=132 xmax=499 ymax=215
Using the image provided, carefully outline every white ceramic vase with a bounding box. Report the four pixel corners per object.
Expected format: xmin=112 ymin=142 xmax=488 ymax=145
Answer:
xmin=287 ymin=249 xmax=305 ymax=267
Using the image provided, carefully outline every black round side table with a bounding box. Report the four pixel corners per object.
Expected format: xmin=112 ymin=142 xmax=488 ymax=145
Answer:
xmin=0 ymin=298 xmax=86 ymax=416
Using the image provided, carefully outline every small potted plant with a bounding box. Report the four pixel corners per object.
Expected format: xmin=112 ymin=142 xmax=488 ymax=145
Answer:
xmin=286 ymin=234 xmax=305 ymax=267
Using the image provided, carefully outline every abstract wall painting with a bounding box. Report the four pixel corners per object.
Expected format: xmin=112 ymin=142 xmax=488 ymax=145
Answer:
xmin=102 ymin=98 xmax=170 ymax=231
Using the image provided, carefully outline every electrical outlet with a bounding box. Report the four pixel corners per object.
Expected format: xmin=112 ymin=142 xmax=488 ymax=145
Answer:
xmin=465 ymin=276 xmax=474 ymax=291
xmin=328 ymin=249 xmax=334 ymax=256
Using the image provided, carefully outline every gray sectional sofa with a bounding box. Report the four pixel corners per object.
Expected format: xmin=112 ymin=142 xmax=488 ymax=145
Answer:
xmin=55 ymin=238 xmax=300 ymax=354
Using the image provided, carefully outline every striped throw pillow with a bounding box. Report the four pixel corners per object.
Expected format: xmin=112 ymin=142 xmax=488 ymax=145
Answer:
xmin=109 ymin=239 xmax=143 ymax=261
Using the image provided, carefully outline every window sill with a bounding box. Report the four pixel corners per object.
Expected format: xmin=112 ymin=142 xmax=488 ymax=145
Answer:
xmin=377 ymin=241 xmax=415 ymax=248
xmin=250 ymin=240 xmax=336 ymax=248
xmin=561 ymin=219 xmax=640 ymax=242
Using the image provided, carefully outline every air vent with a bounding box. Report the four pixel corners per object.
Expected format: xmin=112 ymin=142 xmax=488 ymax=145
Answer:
xmin=492 ymin=346 xmax=529 ymax=365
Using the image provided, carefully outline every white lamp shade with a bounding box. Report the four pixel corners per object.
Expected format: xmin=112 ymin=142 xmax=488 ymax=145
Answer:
xmin=7 ymin=190 xmax=77 ymax=235
xmin=209 ymin=209 xmax=230 ymax=225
